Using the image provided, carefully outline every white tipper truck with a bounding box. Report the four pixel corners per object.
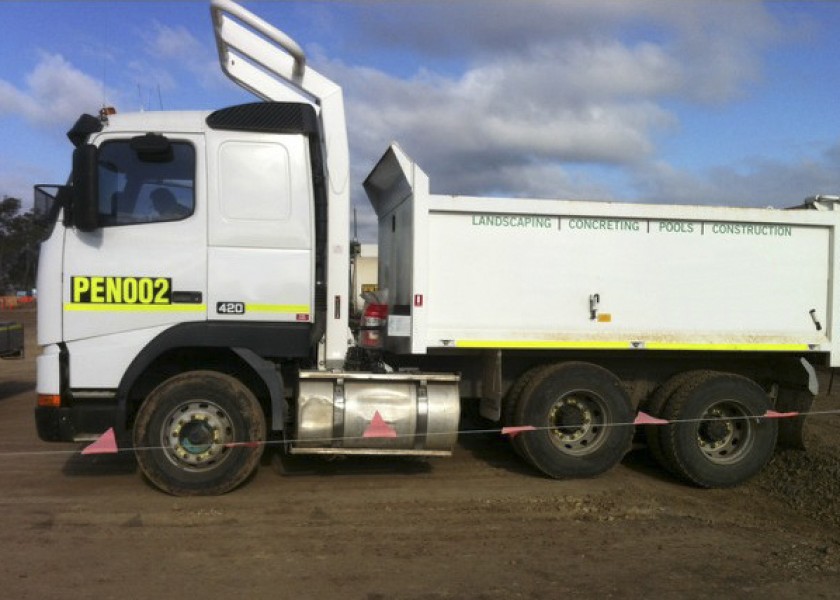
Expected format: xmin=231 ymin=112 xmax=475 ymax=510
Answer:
xmin=34 ymin=0 xmax=835 ymax=495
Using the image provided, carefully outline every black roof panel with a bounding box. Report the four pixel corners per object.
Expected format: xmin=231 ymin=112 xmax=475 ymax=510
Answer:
xmin=206 ymin=102 xmax=319 ymax=136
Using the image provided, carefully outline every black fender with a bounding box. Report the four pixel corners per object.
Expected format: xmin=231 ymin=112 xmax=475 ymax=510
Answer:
xmin=233 ymin=347 xmax=286 ymax=432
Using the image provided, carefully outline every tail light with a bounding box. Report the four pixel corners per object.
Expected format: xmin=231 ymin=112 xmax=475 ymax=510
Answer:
xmin=359 ymin=303 xmax=389 ymax=348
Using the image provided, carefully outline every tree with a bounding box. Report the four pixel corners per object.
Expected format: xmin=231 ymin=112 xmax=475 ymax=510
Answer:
xmin=0 ymin=196 xmax=50 ymax=294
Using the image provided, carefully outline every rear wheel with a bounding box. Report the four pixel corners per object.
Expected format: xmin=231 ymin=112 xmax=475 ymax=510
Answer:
xmin=658 ymin=372 xmax=777 ymax=488
xmin=643 ymin=370 xmax=711 ymax=474
xmin=133 ymin=371 xmax=266 ymax=496
xmin=515 ymin=362 xmax=634 ymax=478
xmin=503 ymin=365 xmax=551 ymax=458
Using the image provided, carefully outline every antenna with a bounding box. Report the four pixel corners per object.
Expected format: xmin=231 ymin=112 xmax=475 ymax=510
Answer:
xmin=101 ymin=53 xmax=108 ymax=110
xmin=157 ymin=83 xmax=163 ymax=110
xmin=100 ymin=2 xmax=111 ymax=111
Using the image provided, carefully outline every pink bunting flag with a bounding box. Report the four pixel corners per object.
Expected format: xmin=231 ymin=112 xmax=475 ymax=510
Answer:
xmin=81 ymin=427 xmax=119 ymax=455
xmin=501 ymin=425 xmax=537 ymax=438
xmin=634 ymin=411 xmax=669 ymax=426
xmin=764 ymin=410 xmax=799 ymax=419
xmin=363 ymin=411 xmax=398 ymax=438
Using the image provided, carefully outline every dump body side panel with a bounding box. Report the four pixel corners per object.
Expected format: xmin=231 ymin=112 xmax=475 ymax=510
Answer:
xmin=366 ymin=144 xmax=839 ymax=365
xmin=426 ymin=204 xmax=829 ymax=350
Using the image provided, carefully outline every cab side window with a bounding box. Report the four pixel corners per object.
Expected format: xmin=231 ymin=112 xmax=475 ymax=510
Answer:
xmin=97 ymin=141 xmax=195 ymax=226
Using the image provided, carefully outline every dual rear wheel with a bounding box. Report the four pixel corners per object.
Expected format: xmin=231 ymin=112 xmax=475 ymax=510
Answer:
xmin=645 ymin=371 xmax=777 ymax=488
xmin=508 ymin=362 xmax=635 ymax=478
xmin=506 ymin=363 xmax=777 ymax=487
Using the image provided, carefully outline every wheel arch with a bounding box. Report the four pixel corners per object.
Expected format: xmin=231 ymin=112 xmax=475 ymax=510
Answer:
xmin=114 ymin=322 xmax=299 ymax=442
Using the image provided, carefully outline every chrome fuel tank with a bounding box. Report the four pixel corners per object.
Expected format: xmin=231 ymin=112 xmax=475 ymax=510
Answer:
xmin=294 ymin=371 xmax=461 ymax=456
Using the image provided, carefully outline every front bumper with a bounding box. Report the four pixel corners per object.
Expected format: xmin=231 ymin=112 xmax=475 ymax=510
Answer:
xmin=36 ymin=343 xmax=119 ymax=443
xmin=35 ymin=403 xmax=119 ymax=443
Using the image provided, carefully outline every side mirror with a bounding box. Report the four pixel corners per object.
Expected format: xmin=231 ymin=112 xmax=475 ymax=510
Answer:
xmin=72 ymin=144 xmax=99 ymax=232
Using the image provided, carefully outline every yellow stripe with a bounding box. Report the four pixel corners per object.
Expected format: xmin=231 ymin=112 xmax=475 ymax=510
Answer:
xmin=455 ymin=339 xmax=811 ymax=352
xmin=456 ymin=340 xmax=629 ymax=350
xmin=65 ymin=303 xmax=206 ymax=312
xmin=0 ymin=323 xmax=23 ymax=331
xmin=247 ymin=304 xmax=310 ymax=314
xmin=64 ymin=303 xmax=310 ymax=315
xmin=645 ymin=342 xmax=810 ymax=352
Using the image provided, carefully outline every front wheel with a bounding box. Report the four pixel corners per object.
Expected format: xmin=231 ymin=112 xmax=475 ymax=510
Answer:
xmin=514 ymin=362 xmax=634 ymax=479
xmin=133 ymin=371 xmax=266 ymax=496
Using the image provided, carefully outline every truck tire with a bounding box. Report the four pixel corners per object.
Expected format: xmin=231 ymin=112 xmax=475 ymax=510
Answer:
xmin=503 ymin=365 xmax=552 ymax=458
xmin=658 ymin=372 xmax=777 ymax=488
xmin=133 ymin=371 xmax=266 ymax=496
xmin=643 ymin=370 xmax=712 ymax=475
xmin=514 ymin=362 xmax=634 ymax=478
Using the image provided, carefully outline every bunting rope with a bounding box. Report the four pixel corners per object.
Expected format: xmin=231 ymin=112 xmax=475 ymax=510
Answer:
xmin=0 ymin=407 xmax=836 ymax=458
xmin=0 ymin=406 xmax=830 ymax=457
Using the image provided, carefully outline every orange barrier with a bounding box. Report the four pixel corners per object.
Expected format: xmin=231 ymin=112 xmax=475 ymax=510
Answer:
xmin=0 ymin=296 xmax=36 ymax=310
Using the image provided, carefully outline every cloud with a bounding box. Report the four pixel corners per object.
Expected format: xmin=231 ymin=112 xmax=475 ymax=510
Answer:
xmin=139 ymin=22 xmax=226 ymax=93
xmin=0 ymin=159 xmax=54 ymax=210
xmin=328 ymin=43 xmax=677 ymax=206
xmin=336 ymin=52 xmax=668 ymax=240
xmin=658 ymin=1 xmax=780 ymax=103
xmin=310 ymin=0 xmax=785 ymax=241
xmin=319 ymin=0 xmax=779 ymax=187
xmin=632 ymin=142 xmax=840 ymax=209
xmin=0 ymin=53 xmax=111 ymax=127
xmin=146 ymin=23 xmax=204 ymax=60
xmin=352 ymin=0 xmax=778 ymax=102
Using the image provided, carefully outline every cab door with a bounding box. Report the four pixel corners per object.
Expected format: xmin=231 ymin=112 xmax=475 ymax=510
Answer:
xmin=206 ymin=129 xmax=314 ymax=326
xmin=63 ymin=134 xmax=207 ymax=349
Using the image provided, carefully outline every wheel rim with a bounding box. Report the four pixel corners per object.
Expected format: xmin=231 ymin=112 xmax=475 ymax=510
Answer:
xmin=547 ymin=390 xmax=608 ymax=456
xmin=161 ymin=400 xmax=235 ymax=471
xmin=696 ymin=400 xmax=754 ymax=464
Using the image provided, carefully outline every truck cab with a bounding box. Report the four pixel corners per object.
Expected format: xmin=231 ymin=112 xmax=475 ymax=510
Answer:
xmin=36 ymin=101 xmax=325 ymax=440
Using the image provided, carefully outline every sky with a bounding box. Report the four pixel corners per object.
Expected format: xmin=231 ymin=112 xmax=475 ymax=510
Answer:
xmin=2 ymin=0 xmax=840 ymax=240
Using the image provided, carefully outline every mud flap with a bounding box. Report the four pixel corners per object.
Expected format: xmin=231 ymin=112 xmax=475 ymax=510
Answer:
xmin=479 ymin=350 xmax=503 ymax=421
xmin=775 ymin=388 xmax=814 ymax=450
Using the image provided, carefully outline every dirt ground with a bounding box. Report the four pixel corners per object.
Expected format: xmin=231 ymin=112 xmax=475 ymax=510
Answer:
xmin=1 ymin=308 xmax=838 ymax=599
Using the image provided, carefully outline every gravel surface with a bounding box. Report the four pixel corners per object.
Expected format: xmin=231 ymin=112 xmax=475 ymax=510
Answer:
xmin=2 ymin=308 xmax=839 ymax=599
